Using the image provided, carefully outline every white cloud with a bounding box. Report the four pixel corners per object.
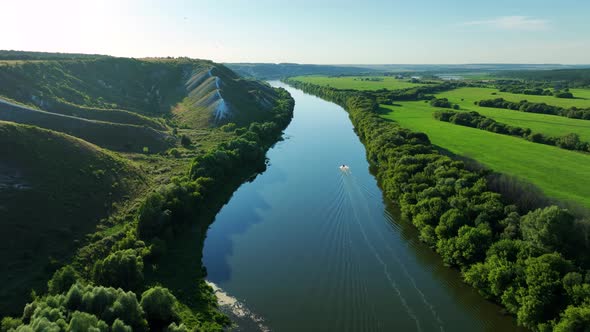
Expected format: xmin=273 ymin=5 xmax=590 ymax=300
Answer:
xmin=461 ymin=16 xmax=549 ymax=31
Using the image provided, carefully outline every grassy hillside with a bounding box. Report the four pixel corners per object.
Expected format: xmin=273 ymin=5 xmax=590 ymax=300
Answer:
xmin=0 ymin=121 xmax=146 ymax=315
xmin=291 ymin=75 xmax=427 ymax=90
xmin=0 ymin=56 xmax=286 ymax=133
xmin=381 ymin=102 xmax=590 ymax=208
xmin=0 ymin=100 xmax=173 ymax=152
xmin=173 ymin=64 xmax=280 ymax=128
xmin=434 ymin=88 xmax=590 ymax=141
xmin=0 ymin=51 xmax=296 ymax=329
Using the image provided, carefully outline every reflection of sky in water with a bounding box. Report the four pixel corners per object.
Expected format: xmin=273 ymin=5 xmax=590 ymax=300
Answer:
xmin=202 ymin=81 xmax=521 ymax=332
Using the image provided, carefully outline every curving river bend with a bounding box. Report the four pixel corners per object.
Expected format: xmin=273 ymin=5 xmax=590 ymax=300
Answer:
xmin=202 ymin=81 xmax=521 ymax=331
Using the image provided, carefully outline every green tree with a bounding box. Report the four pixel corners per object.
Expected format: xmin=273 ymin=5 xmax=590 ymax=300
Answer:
xmin=67 ymin=311 xmax=108 ymax=332
xmin=92 ymin=250 xmax=144 ymax=291
xmin=48 ymin=265 xmax=79 ymax=294
xmin=515 ymin=253 xmax=574 ymax=329
xmin=520 ymin=206 xmax=577 ymax=256
xmin=554 ymin=305 xmax=590 ymax=332
xmin=140 ymin=287 xmax=178 ymax=327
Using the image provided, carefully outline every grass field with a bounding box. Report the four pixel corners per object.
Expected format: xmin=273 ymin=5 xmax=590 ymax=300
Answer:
xmin=440 ymin=87 xmax=590 ymax=109
xmin=291 ymin=75 xmax=426 ymax=90
xmin=433 ymin=88 xmax=590 ymax=141
xmin=381 ymin=102 xmax=590 ymax=209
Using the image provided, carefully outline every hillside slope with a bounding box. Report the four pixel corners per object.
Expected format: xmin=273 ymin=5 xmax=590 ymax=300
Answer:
xmin=0 ymin=99 xmax=172 ymax=152
xmin=0 ymin=52 xmax=295 ymax=327
xmin=0 ymin=121 xmax=147 ymax=315
xmin=0 ymin=57 xmax=287 ymax=132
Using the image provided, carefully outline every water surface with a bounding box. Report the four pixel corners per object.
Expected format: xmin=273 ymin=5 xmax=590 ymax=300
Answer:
xmin=203 ymin=81 xmax=520 ymax=331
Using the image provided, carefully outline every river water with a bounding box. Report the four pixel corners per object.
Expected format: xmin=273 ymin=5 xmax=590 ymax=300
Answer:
xmin=202 ymin=81 xmax=520 ymax=331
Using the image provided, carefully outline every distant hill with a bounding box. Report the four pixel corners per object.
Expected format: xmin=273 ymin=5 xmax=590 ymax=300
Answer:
xmin=227 ymin=63 xmax=590 ymax=79
xmin=0 ymin=121 xmax=146 ymax=315
xmin=498 ymin=68 xmax=590 ymax=86
xmin=226 ymin=63 xmax=378 ymax=79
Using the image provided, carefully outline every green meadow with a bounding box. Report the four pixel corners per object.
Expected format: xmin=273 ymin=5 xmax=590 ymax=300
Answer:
xmin=440 ymin=87 xmax=590 ymax=109
xmin=291 ymin=75 xmax=426 ymax=90
xmin=381 ymin=101 xmax=590 ymax=208
xmin=434 ymin=88 xmax=590 ymax=141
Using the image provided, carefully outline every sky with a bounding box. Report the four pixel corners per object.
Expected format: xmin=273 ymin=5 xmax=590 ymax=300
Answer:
xmin=2 ymin=0 xmax=589 ymax=64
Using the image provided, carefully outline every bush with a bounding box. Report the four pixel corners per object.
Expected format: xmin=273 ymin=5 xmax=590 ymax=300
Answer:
xmin=92 ymin=249 xmax=144 ymax=291
xmin=430 ymin=97 xmax=452 ymax=108
xmin=167 ymin=148 xmax=181 ymax=158
xmin=68 ymin=311 xmax=108 ymax=332
xmin=140 ymin=287 xmax=178 ymax=327
xmin=48 ymin=265 xmax=79 ymax=294
xmin=180 ymin=135 xmax=191 ymax=147
xmin=555 ymin=91 xmax=574 ymax=98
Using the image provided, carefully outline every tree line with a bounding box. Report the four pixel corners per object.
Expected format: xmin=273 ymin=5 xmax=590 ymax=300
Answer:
xmin=478 ymin=98 xmax=590 ymax=120
xmin=500 ymin=69 xmax=590 ymax=88
xmin=495 ymin=81 xmax=574 ymax=98
xmin=285 ymin=78 xmax=590 ymax=331
xmin=1 ymin=89 xmax=295 ymax=332
xmin=434 ymin=110 xmax=590 ymax=153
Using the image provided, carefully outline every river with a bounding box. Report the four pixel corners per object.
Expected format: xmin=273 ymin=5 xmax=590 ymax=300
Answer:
xmin=202 ymin=81 xmax=520 ymax=331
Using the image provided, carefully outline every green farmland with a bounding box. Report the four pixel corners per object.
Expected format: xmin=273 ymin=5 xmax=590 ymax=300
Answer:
xmin=440 ymin=87 xmax=590 ymax=109
xmin=381 ymin=101 xmax=590 ymax=208
xmin=434 ymin=88 xmax=590 ymax=141
xmin=290 ymin=75 xmax=426 ymax=90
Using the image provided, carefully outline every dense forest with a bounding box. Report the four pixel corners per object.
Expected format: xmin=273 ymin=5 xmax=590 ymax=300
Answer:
xmin=285 ymin=78 xmax=590 ymax=331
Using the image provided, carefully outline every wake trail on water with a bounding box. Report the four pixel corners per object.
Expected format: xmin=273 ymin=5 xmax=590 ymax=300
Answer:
xmin=348 ymin=175 xmax=445 ymax=331
xmin=341 ymin=173 xmax=423 ymax=332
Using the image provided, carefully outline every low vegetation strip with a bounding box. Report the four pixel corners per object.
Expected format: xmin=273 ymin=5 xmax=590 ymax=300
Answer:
xmin=478 ymin=98 xmax=590 ymax=120
xmin=433 ymin=110 xmax=590 ymax=153
xmin=285 ymin=78 xmax=590 ymax=331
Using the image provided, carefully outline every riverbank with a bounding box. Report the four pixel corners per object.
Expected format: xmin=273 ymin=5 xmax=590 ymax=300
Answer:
xmin=284 ymin=78 xmax=590 ymax=331
xmin=201 ymin=81 xmax=522 ymax=331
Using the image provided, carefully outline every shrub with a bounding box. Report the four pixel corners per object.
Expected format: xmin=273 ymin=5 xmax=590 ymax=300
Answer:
xmin=140 ymin=287 xmax=178 ymax=327
xmin=180 ymin=135 xmax=191 ymax=147
xmin=48 ymin=265 xmax=79 ymax=294
xmin=92 ymin=249 xmax=144 ymax=291
xmin=430 ymin=97 xmax=452 ymax=108
xmin=68 ymin=311 xmax=108 ymax=332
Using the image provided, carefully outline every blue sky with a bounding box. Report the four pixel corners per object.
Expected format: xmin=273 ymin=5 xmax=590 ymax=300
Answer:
xmin=3 ymin=0 xmax=589 ymax=64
